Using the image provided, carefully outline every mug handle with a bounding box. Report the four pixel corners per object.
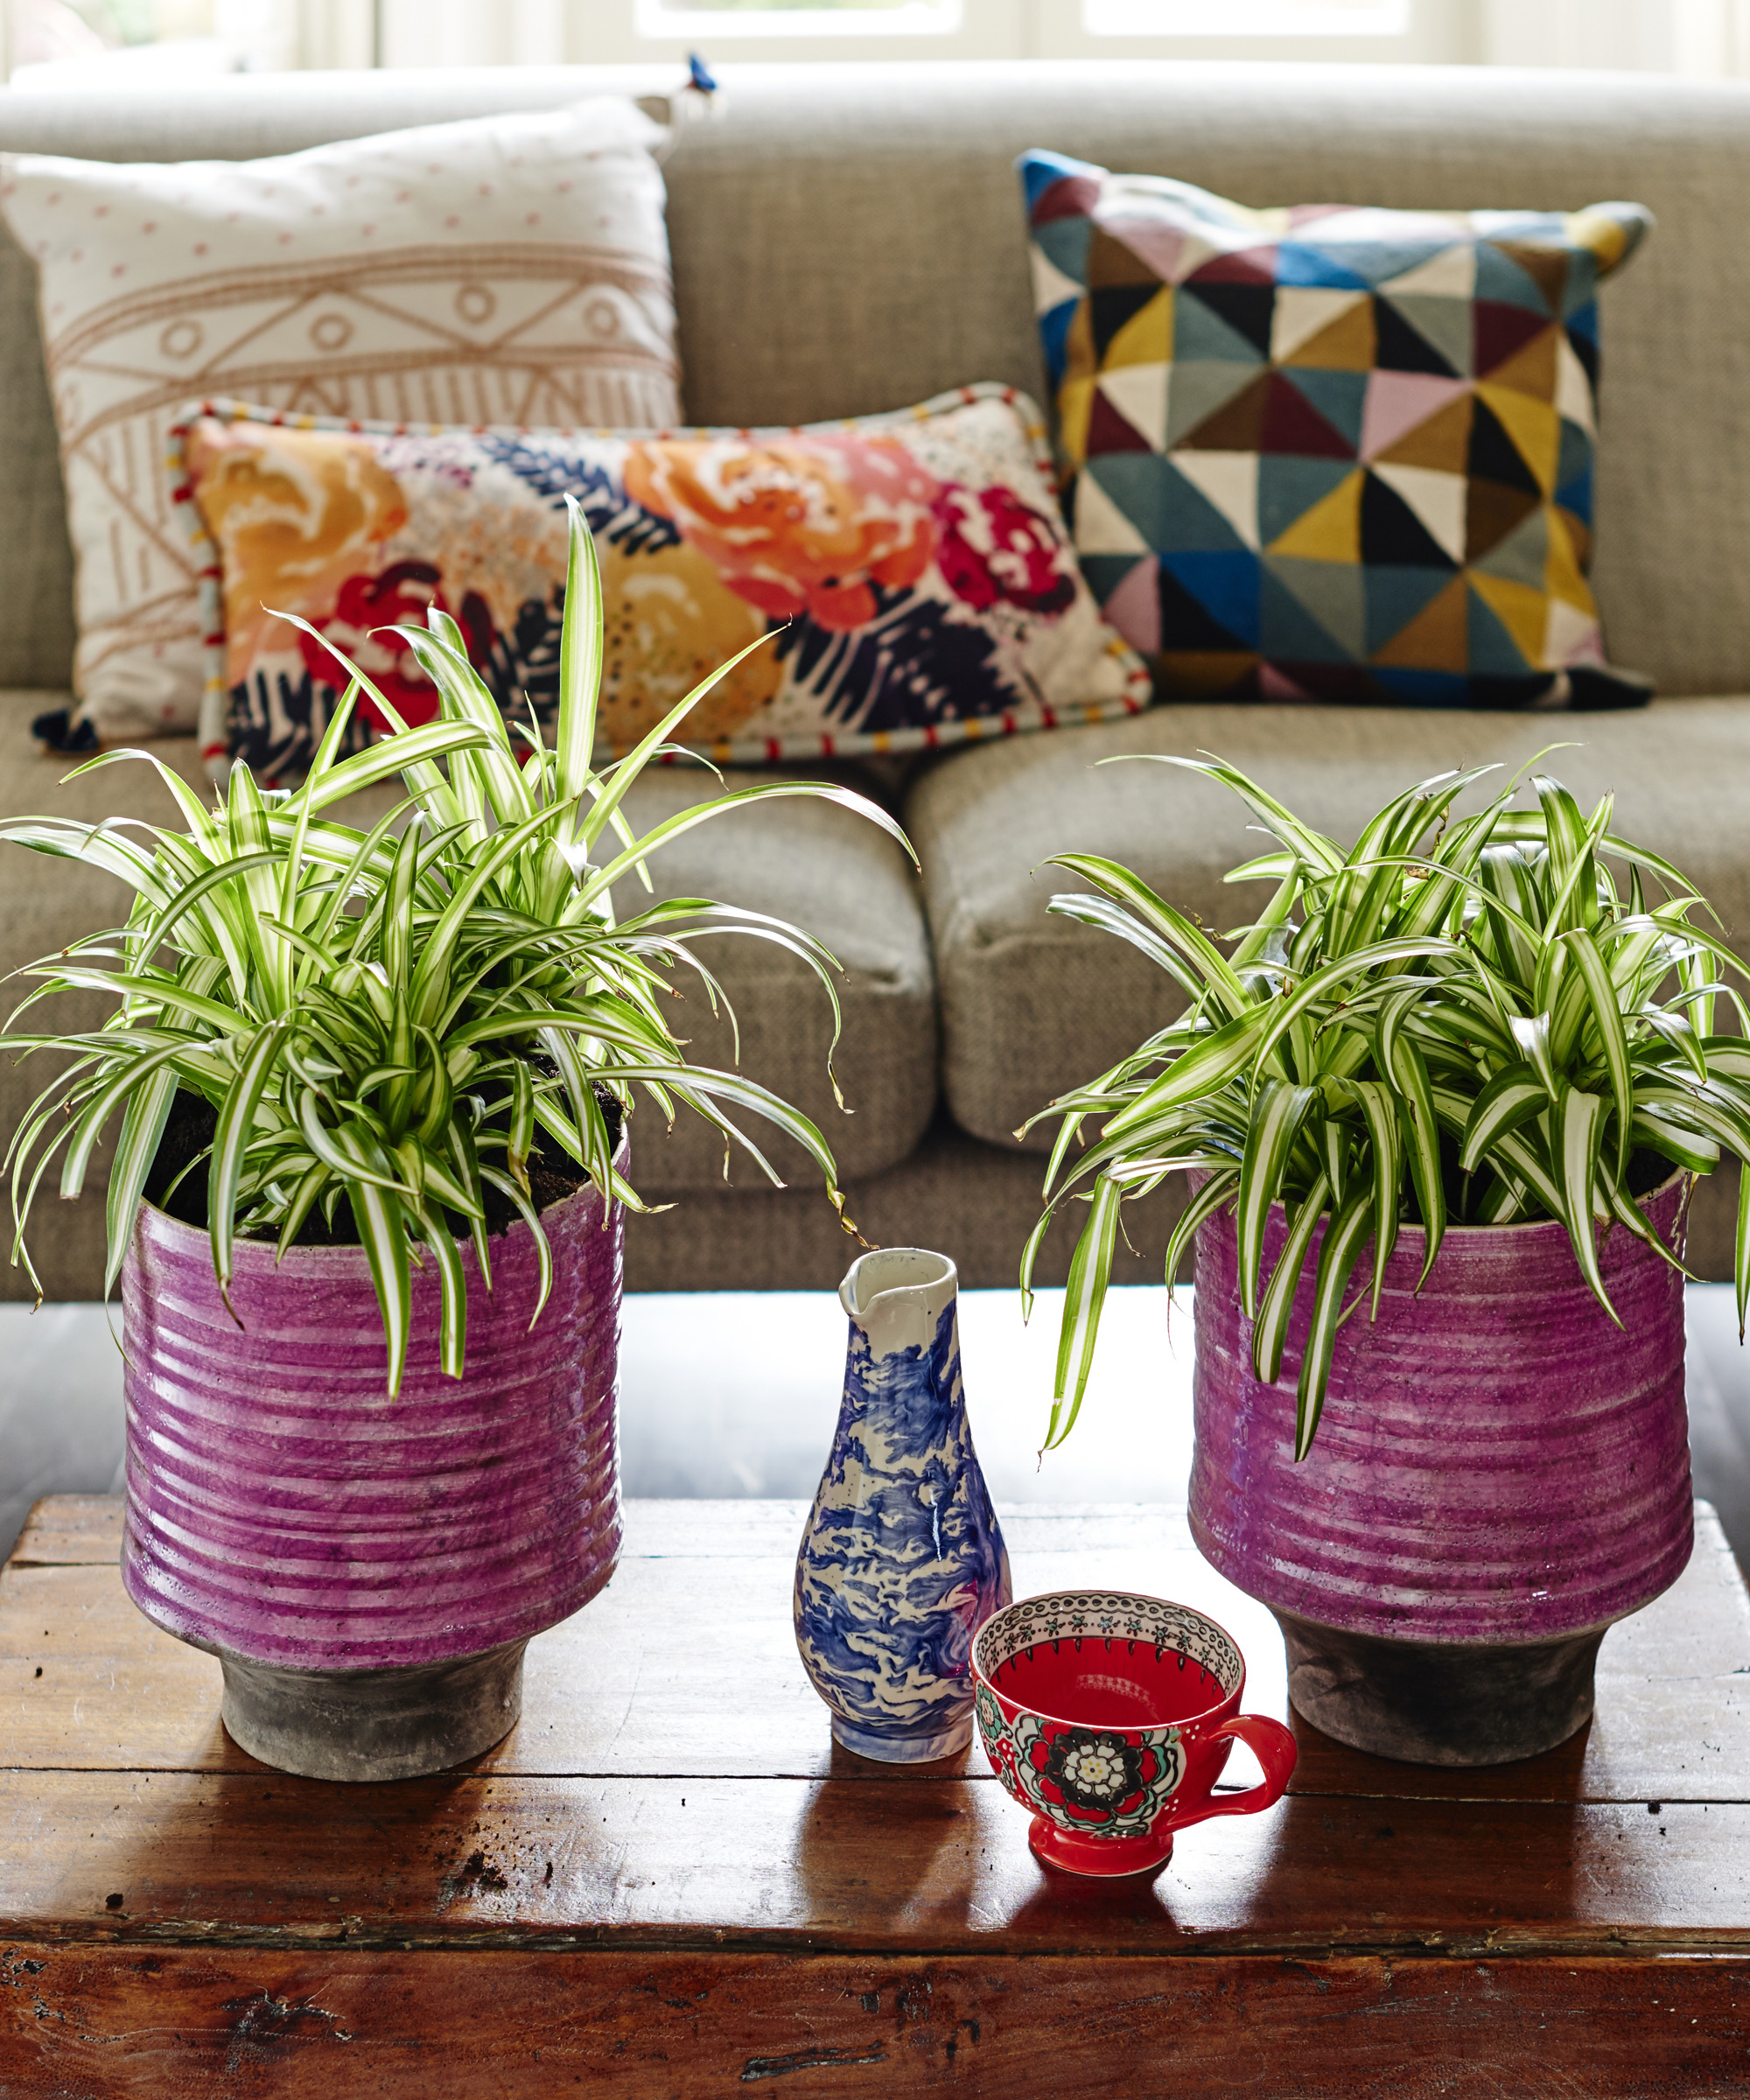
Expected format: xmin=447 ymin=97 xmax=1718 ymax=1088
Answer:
xmin=1170 ymin=1713 xmax=1298 ymax=1829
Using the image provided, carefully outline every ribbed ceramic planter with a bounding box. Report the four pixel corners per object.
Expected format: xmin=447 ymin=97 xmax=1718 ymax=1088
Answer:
xmin=1189 ymin=1172 xmax=1693 ymax=1765
xmin=121 ymin=1143 xmax=626 ymax=1782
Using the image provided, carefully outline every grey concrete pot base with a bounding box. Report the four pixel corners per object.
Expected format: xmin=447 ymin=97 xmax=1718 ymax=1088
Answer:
xmin=1273 ymin=1608 xmax=1608 ymax=1767
xmin=215 ymin=1638 xmax=528 ymax=1782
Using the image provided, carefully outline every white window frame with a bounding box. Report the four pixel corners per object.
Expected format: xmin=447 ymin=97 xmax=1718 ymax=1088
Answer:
xmin=581 ymin=0 xmax=1471 ymax=66
xmin=582 ymin=0 xmax=1024 ymax=64
xmin=634 ymin=0 xmax=965 ymax=41
xmin=1084 ymin=1 xmax=1409 ymax=33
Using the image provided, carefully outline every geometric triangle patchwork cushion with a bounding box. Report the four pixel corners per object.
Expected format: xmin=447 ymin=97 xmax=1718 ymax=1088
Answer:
xmin=1021 ymin=151 xmax=1655 ymax=711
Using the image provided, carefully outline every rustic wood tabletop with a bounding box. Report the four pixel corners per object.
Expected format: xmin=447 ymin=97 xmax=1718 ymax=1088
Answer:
xmin=3 ymin=1494 xmax=1748 ymax=2096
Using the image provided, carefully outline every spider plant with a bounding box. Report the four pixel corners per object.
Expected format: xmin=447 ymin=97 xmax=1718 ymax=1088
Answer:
xmin=1021 ymin=756 xmax=1750 ymax=1461
xmin=2 ymin=499 xmax=913 ymax=1393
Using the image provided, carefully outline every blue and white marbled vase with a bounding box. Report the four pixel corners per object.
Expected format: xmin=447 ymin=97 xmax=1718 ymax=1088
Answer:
xmin=794 ymin=1247 xmax=1012 ymax=1762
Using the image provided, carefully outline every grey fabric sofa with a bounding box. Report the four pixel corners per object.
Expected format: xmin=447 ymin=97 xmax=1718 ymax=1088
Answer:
xmin=2 ymin=60 xmax=1746 ymax=1299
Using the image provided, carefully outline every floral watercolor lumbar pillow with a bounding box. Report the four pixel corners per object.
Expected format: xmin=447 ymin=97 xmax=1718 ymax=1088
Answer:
xmin=172 ymin=386 xmax=1151 ymax=782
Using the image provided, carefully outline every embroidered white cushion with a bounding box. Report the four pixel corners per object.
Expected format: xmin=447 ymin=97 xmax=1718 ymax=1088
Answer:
xmin=1 ymin=98 xmax=681 ymax=741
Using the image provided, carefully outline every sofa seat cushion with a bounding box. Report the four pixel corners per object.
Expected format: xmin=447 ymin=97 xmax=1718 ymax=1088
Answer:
xmin=907 ymin=695 xmax=1750 ymax=1152
xmin=0 ymin=694 xmax=410 ymax=1298
xmin=612 ymin=766 xmax=937 ymax=1194
xmin=0 ymin=703 xmax=214 ymax=1298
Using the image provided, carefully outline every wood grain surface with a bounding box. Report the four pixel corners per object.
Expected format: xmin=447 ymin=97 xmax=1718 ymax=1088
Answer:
xmin=4 ymin=1495 xmax=1747 ymax=2098
xmin=1 ymin=1768 xmax=1746 ymax=1954
xmin=5 ymin=1501 xmax=1747 ymax=1800
xmin=8 ymin=1494 xmax=122 ymax=1566
xmin=4 ymin=1946 xmax=1748 ymax=2098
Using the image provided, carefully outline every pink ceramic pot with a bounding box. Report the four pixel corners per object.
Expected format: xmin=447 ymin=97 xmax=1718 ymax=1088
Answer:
xmin=121 ymin=1141 xmax=625 ymax=1781
xmin=1188 ymin=1172 xmax=1693 ymax=1765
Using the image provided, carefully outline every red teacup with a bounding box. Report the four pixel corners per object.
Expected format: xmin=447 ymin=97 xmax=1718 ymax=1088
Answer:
xmin=972 ymin=1589 xmax=1296 ymax=1877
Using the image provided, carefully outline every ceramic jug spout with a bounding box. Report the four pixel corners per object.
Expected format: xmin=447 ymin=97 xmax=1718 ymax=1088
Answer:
xmin=838 ymin=1247 xmax=957 ymax=1354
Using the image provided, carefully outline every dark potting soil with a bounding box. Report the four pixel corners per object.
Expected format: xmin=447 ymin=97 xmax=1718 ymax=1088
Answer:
xmin=1403 ymin=1130 xmax=1676 ymax=1228
xmin=1626 ymin=1145 xmax=1679 ymax=1200
xmin=144 ymin=1080 xmax=618 ymax=1249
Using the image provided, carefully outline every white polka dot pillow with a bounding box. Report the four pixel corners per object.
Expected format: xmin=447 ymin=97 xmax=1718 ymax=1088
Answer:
xmin=0 ymin=98 xmax=680 ymax=746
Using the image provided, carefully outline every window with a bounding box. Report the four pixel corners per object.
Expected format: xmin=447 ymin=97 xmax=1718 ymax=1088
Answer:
xmin=637 ymin=0 xmax=962 ymax=32
xmin=607 ymin=0 xmax=1448 ymax=62
xmin=5 ymin=0 xmax=295 ymax=76
xmin=1083 ymin=0 xmax=1410 ymax=31
xmin=7 ymin=0 xmax=1748 ymax=80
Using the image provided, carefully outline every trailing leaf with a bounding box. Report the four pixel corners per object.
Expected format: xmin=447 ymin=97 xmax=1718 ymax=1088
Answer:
xmin=1349 ymin=1079 xmax=1402 ymax=1316
xmin=1251 ymin=1171 xmax=1332 ymax=1385
xmin=1041 ymin=1172 xmax=1124 ymax=1452
xmin=1295 ymin=1180 xmax=1376 ymax=1462
xmin=1236 ymin=1081 xmax=1316 ymax=1318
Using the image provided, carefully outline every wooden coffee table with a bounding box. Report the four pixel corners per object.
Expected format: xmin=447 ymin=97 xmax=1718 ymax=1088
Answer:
xmin=4 ymin=1494 xmax=1748 ymax=2096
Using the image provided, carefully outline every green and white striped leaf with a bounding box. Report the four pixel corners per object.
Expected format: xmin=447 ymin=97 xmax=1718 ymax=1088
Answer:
xmin=206 ymin=1018 xmax=293 ymax=1312
xmin=1631 ymin=1110 xmax=1718 ymax=1174
xmin=1249 ymin=935 xmax=1455 ymax=1080
xmin=1159 ymin=1166 xmax=1241 ymax=1305
xmin=1737 ymin=1161 xmax=1750 ymax=1342
xmin=1460 ymin=1063 xmax=1549 ymax=1173
xmin=480 ymin=1166 xmax=555 ymax=1330
xmin=411 ymin=1200 xmax=469 ymax=1380
xmin=1385 ymin=1031 xmax=1444 ymax=1285
xmin=1227 ymin=864 xmax=1302 ymax=976
xmin=1554 ymin=1085 xmax=1615 ymax=1320
xmin=1046 ymin=892 xmax=1209 ymax=1007
xmin=1509 ymin=1012 xmax=1559 ymax=1100
xmin=57 ymin=1038 xmax=205 ymax=1203
xmin=554 ymin=495 xmax=605 ymax=836
xmin=1111 ymin=754 xmax=1345 ymax=878
xmin=1236 ymin=1081 xmax=1315 ymax=1318
xmin=1490 ymin=1120 xmax=1566 ymax=1219
xmin=1478 ymin=844 xmax=1540 ymax=983
xmin=1559 ymin=926 xmax=1634 ymax=1175
xmin=1043 ymin=1172 xmax=1124 ymax=1452
xmin=1251 ymin=1170 xmax=1331 ymax=1386
xmin=102 ymin=1066 xmax=178 ymax=1300
xmin=1037 ymin=852 xmax=1255 ymax=1023
xmin=1295 ymin=1180 xmax=1376 ymax=1462
xmin=1318 ymin=1111 xmax=1348 ymax=1205
xmin=1533 ymin=775 xmax=1589 ymax=886
xmin=1350 ymin=1078 xmax=1402 ymax=1315
xmin=1104 ymin=1004 xmax=1274 ymax=1140
xmin=1640 ymin=1007 xmax=1711 ymax=1083
xmin=576 ymin=780 xmax=913 ymax=914
xmin=346 ymin=1165 xmax=412 ymax=1397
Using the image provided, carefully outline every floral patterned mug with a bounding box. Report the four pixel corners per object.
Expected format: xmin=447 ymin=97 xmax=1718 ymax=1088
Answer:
xmin=971 ymin=1589 xmax=1297 ymax=1878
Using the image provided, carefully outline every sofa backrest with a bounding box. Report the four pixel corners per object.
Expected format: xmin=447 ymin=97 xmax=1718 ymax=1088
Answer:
xmin=4 ymin=60 xmax=1748 ymax=698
